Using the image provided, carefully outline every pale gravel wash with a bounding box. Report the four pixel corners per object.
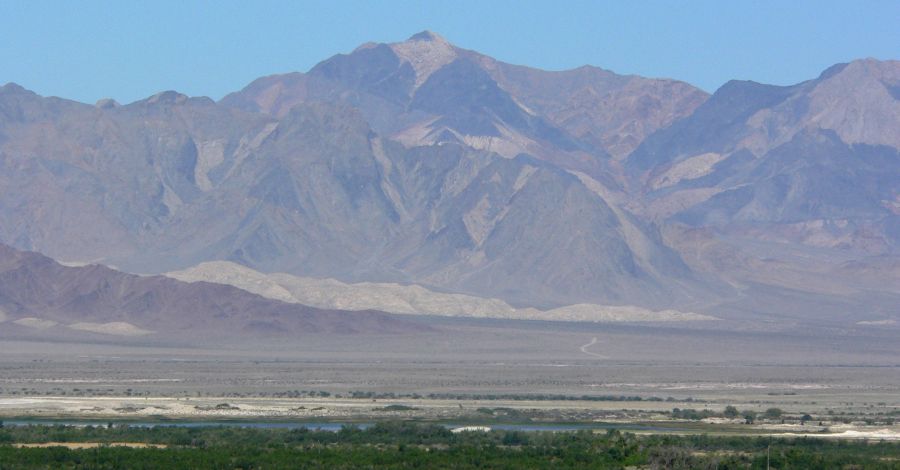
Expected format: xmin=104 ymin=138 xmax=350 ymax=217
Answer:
xmin=166 ymin=261 xmax=718 ymax=323
xmin=68 ymin=322 xmax=154 ymax=336
xmin=13 ymin=318 xmax=58 ymax=329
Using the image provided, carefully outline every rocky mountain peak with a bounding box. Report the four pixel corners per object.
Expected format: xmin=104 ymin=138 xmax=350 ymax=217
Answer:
xmin=801 ymin=58 xmax=900 ymax=148
xmin=145 ymin=90 xmax=189 ymax=105
xmin=0 ymin=82 xmax=31 ymax=96
xmin=390 ymin=31 xmax=458 ymax=87
xmin=814 ymin=58 xmax=899 ymax=86
xmin=95 ymin=98 xmax=120 ymax=109
xmin=407 ymin=30 xmax=446 ymax=42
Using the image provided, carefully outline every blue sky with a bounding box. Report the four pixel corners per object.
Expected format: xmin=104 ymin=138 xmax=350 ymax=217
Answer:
xmin=1 ymin=0 xmax=897 ymax=104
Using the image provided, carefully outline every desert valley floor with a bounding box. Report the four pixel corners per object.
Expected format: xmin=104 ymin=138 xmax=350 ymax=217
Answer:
xmin=2 ymin=317 xmax=898 ymax=438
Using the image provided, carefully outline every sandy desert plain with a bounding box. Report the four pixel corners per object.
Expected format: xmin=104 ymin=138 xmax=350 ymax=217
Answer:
xmin=1 ymin=316 xmax=899 ymax=440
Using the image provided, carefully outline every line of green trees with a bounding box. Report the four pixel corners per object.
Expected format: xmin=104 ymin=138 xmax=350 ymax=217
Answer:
xmin=1 ymin=422 xmax=898 ymax=469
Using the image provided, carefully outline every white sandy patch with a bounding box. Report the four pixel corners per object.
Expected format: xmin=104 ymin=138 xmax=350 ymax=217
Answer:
xmin=0 ymin=398 xmax=57 ymax=406
xmin=57 ymin=260 xmax=94 ymax=267
xmin=460 ymin=124 xmax=534 ymax=158
xmin=394 ymin=120 xmax=534 ymax=159
xmin=166 ymin=262 xmax=716 ymax=323
xmin=390 ymin=117 xmax=443 ymax=148
xmin=13 ymin=317 xmax=58 ymax=329
xmin=650 ymin=152 xmax=724 ymax=190
xmin=168 ymin=261 xmax=518 ymax=318
xmin=857 ymin=319 xmax=897 ymax=326
xmin=532 ymin=304 xmax=717 ymax=322
xmin=774 ymin=428 xmax=900 ymax=441
xmin=451 ymin=426 xmax=492 ymax=433
xmin=68 ymin=322 xmax=153 ymax=336
xmin=596 ymin=382 xmax=829 ymax=391
xmin=0 ymin=398 xmax=85 ymax=406
xmin=168 ymin=262 xmax=296 ymax=304
xmin=22 ymin=379 xmax=181 ymax=384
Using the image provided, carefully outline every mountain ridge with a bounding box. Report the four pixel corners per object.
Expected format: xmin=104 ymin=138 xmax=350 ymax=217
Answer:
xmin=0 ymin=244 xmax=429 ymax=340
xmin=0 ymin=33 xmax=897 ymax=325
xmin=165 ymin=260 xmax=717 ymax=322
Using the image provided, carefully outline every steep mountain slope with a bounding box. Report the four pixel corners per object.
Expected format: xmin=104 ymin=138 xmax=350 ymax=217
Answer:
xmin=629 ymin=59 xmax=900 ymax=172
xmin=0 ymin=83 xmax=276 ymax=262
xmin=474 ymin=59 xmax=708 ymax=159
xmin=0 ymin=82 xmax=705 ymax=308
xmin=628 ymin=59 xmax=900 ymax=253
xmin=163 ymin=103 xmax=704 ymax=307
xmin=620 ymin=59 xmax=900 ymax=321
xmin=0 ymin=34 xmax=896 ymax=324
xmin=0 ymin=244 xmax=426 ymax=339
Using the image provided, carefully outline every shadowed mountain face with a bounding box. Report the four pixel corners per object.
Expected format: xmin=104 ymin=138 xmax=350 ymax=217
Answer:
xmin=0 ymin=244 xmax=428 ymax=339
xmin=628 ymin=59 xmax=900 ymax=254
xmin=0 ymin=84 xmax=276 ymax=261
xmin=620 ymin=59 xmax=900 ymax=322
xmin=0 ymin=33 xmax=898 ymax=323
xmin=0 ymin=79 xmax=705 ymax=309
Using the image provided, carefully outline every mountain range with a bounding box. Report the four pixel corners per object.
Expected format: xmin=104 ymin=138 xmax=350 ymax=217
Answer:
xmin=0 ymin=243 xmax=426 ymax=340
xmin=0 ymin=32 xmax=897 ymax=326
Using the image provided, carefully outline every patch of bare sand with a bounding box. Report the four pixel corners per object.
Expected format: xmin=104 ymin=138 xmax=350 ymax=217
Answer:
xmin=68 ymin=322 xmax=153 ymax=336
xmin=13 ymin=318 xmax=58 ymax=329
xmin=772 ymin=428 xmax=900 ymax=441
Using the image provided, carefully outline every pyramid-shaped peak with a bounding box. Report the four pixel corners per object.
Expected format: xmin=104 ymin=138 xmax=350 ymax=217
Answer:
xmin=1 ymin=82 xmax=29 ymax=94
xmin=392 ymin=31 xmax=459 ymax=87
xmin=407 ymin=30 xmax=447 ymax=43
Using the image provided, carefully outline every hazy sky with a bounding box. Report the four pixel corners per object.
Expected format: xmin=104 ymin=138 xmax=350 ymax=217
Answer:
xmin=1 ymin=0 xmax=897 ymax=104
